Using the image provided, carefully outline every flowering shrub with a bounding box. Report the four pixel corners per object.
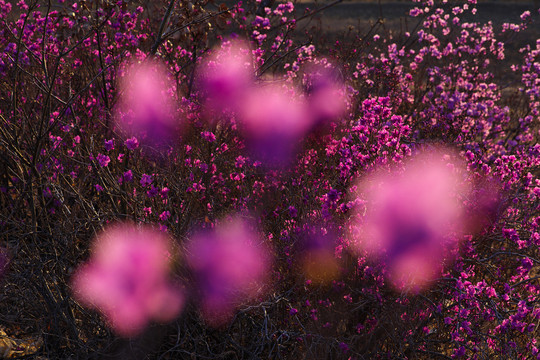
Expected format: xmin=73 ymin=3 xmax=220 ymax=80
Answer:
xmin=0 ymin=0 xmax=539 ymax=358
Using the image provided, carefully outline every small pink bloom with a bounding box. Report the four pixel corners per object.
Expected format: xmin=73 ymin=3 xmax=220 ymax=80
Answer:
xmin=124 ymin=137 xmax=139 ymax=150
xmin=186 ymin=216 xmax=271 ymax=326
xmin=104 ymin=139 xmax=114 ymax=152
xmin=123 ymin=170 xmax=133 ymax=182
xmin=289 ymin=308 xmax=298 ymax=315
xmin=71 ymin=223 xmax=184 ymax=336
xmin=201 ymin=131 xmax=216 ymax=142
xmin=159 ymin=211 xmax=171 ymax=221
xmin=140 ymin=174 xmax=153 ymax=187
xmin=96 ymin=153 xmax=110 ymax=167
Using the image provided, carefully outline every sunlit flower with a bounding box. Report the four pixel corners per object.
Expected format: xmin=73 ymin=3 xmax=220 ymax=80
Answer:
xmin=71 ymin=223 xmax=184 ymax=336
xmin=298 ymin=227 xmax=340 ymax=285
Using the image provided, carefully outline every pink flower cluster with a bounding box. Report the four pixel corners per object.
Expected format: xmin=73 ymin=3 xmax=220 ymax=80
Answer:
xmin=349 ymin=149 xmax=470 ymax=291
xmin=71 ymin=223 xmax=184 ymax=336
xmin=185 ymin=217 xmax=271 ymax=326
xmin=198 ymin=41 xmax=346 ymax=166
xmin=114 ymin=60 xmax=181 ymax=151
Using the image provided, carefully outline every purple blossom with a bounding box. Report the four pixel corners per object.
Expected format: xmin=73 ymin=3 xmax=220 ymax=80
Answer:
xmin=140 ymin=174 xmax=153 ymax=187
xmin=96 ymin=153 xmax=110 ymax=167
xmin=201 ymin=131 xmax=216 ymax=142
xmin=159 ymin=211 xmax=171 ymax=221
xmin=124 ymin=136 xmax=139 ymax=150
xmin=104 ymin=139 xmax=114 ymax=151
xmin=123 ymin=170 xmax=133 ymax=182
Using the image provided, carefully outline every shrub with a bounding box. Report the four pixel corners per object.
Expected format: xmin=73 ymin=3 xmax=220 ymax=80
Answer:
xmin=0 ymin=0 xmax=539 ymax=358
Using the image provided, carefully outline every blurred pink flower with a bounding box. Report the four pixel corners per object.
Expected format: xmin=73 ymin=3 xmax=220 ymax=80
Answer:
xmin=197 ymin=40 xmax=254 ymax=113
xmin=302 ymin=60 xmax=347 ymax=128
xmin=238 ymin=83 xmax=312 ymax=166
xmin=71 ymin=223 xmax=184 ymax=336
xmin=114 ymin=60 xmax=181 ymax=150
xmin=186 ymin=217 xmax=271 ymax=326
xmin=349 ymin=149 xmax=470 ymax=291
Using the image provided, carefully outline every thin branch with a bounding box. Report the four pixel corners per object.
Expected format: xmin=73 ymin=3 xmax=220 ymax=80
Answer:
xmin=150 ymin=0 xmax=177 ymax=55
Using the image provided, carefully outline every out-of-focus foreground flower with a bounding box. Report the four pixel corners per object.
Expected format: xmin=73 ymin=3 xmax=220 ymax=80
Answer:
xmin=71 ymin=223 xmax=184 ymax=337
xmin=114 ymin=60 xmax=180 ymax=151
xmin=298 ymin=226 xmax=340 ymax=285
xmin=302 ymin=59 xmax=347 ymax=129
xmin=185 ymin=217 xmax=271 ymax=326
xmin=238 ymin=83 xmax=312 ymax=167
xmin=348 ymin=149 xmax=471 ymax=291
xmin=197 ymin=40 xmax=254 ymax=113
xmin=197 ymin=40 xmax=347 ymax=167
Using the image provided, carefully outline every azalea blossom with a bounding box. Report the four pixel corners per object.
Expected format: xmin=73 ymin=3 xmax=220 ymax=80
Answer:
xmin=197 ymin=40 xmax=254 ymax=113
xmin=302 ymin=59 xmax=347 ymax=128
xmin=114 ymin=60 xmax=180 ymax=151
xmin=71 ymin=223 xmax=184 ymax=336
xmin=348 ymin=149 xmax=470 ymax=291
xmin=185 ymin=217 xmax=271 ymax=326
xmin=237 ymin=83 xmax=312 ymax=167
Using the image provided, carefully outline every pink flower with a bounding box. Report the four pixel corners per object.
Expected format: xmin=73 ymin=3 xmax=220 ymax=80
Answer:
xmin=198 ymin=40 xmax=254 ymax=113
xmin=104 ymin=139 xmax=114 ymax=152
xmin=159 ymin=211 xmax=171 ymax=221
xmin=123 ymin=170 xmax=133 ymax=182
xmin=114 ymin=60 xmax=181 ymax=151
xmin=140 ymin=174 xmax=153 ymax=187
xmin=302 ymin=60 xmax=347 ymax=128
xmin=96 ymin=153 xmax=110 ymax=167
xmin=186 ymin=217 xmax=271 ymax=326
xmin=238 ymin=83 xmax=312 ymax=166
xmin=349 ymin=148 xmax=470 ymax=291
xmin=124 ymin=137 xmax=139 ymax=150
xmin=71 ymin=223 xmax=184 ymax=336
